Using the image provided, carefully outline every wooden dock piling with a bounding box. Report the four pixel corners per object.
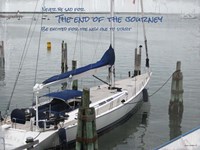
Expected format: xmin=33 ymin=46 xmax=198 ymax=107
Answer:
xmin=0 ymin=41 xmax=5 ymax=68
xmin=0 ymin=41 xmax=5 ymax=82
xmin=170 ymin=61 xmax=183 ymax=103
xmin=76 ymin=88 xmax=98 ymax=150
xmin=61 ymin=41 xmax=68 ymax=73
xmin=72 ymin=60 xmax=78 ymax=90
xmin=133 ymin=45 xmax=142 ymax=77
xmin=61 ymin=41 xmax=68 ymax=89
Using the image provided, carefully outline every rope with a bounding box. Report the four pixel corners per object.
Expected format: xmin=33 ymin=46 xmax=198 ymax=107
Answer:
xmin=148 ymin=72 xmax=174 ymax=98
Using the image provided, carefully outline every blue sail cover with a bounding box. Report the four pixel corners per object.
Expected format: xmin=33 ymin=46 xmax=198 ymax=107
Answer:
xmin=43 ymin=45 xmax=115 ymax=85
xmin=41 ymin=90 xmax=82 ymax=101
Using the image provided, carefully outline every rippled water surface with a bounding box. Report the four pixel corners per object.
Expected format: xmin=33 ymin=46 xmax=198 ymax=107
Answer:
xmin=0 ymin=13 xmax=200 ymax=149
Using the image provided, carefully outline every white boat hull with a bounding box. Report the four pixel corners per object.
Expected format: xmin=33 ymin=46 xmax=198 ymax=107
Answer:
xmin=66 ymin=91 xmax=143 ymax=144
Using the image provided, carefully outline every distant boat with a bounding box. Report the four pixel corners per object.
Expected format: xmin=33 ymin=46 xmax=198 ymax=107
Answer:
xmin=180 ymin=9 xmax=197 ymax=19
xmin=0 ymin=0 xmax=151 ymax=149
xmin=181 ymin=13 xmax=197 ymax=19
xmin=155 ymin=126 xmax=200 ymax=150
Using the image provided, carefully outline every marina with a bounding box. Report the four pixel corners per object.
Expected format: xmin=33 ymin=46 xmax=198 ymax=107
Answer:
xmin=1 ymin=0 xmax=200 ymax=149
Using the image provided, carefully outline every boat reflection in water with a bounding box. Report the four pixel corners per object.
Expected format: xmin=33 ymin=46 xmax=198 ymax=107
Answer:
xmin=168 ymin=100 xmax=183 ymax=140
xmin=0 ymin=65 xmax=5 ymax=86
xmin=98 ymin=100 xmax=150 ymax=150
xmin=0 ymin=43 xmax=5 ymax=86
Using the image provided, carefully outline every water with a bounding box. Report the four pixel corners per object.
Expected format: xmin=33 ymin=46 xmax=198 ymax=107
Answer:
xmin=0 ymin=13 xmax=200 ymax=149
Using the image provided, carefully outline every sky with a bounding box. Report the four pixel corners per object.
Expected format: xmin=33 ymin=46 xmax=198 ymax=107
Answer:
xmin=0 ymin=0 xmax=200 ymax=14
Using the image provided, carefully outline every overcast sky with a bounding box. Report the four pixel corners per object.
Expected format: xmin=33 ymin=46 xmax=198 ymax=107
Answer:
xmin=0 ymin=0 xmax=200 ymax=14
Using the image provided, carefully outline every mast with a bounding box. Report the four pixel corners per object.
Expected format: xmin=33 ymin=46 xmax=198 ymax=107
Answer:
xmin=110 ymin=0 xmax=114 ymax=47
xmin=109 ymin=0 xmax=115 ymax=88
xmin=140 ymin=0 xmax=150 ymax=68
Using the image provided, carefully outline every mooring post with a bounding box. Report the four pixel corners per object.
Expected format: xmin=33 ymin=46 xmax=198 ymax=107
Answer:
xmin=0 ymin=41 xmax=5 ymax=83
xmin=61 ymin=41 xmax=68 ymax=89
xmin=0 ymin=111 xmax=4 ymax=123
xmin=0 ymin=41 xmax=5 ymax=68
xmin=61 ymin=41 xmax=68 ymax=73
xmin=76 ymin=88 xmax=98 ymax=150
xmin=170 ymin=61 xmax=183 ymax=104
xmin=72 ymin=60 xmax=78 ymax=90
xmin=168 ymin=61 xmax=184 ymax=139
xmin=47 ymin=41 xmax=51 ymax=51
xmin=133 ymin=45 xmax=142 ymax=77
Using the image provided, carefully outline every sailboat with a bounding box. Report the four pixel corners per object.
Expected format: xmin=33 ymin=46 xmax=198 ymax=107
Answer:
xmin=0 ymin=0 xmax=151 ymax=149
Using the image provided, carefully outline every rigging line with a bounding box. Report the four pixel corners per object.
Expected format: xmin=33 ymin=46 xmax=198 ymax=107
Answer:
xmin=73 ymin=0 xmax=84 ymax=60
xmin=27 ymin=14 xmax=40 ymax=54
xmin=110 ymin=0 xmax=114 ymax=47
xmin=79 ymin=29 xmax=83 ymax=66
xmin=92 ymin=30 xmax=103 ymax=63
xmin=18 ymin=0 xmax=40 ymax=70
xmin=93 ymin=75 xmax=110 ymax=86
xmin=91 ymin=10 xmax=103 ymax=64
xmin=27 ymin=14 xmax=40 ymax=103
xmin=33 ymin=131 xmax=42 ymax=140
xmin=34 ymin=0 xmax=46 ymax=87
xmin=28 ymin=11 xmax=40 ymax=105
xmin=89 ymin=2 xmax=107 ymax=65
xmin=4 ymin=0 xmax=41 ymax=117
xmin=135 ymin=0 xmax=139 ymax=48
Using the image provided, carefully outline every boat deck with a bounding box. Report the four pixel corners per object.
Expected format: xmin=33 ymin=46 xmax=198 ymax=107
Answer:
xmin=90 ymin=72 xmax=150 ymax=104
xmin=66 ymin=72 xmax=150 ymax=127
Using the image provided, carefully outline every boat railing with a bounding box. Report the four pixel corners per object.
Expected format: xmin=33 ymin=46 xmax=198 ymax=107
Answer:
xmin=95 ymin=93 xmax=127 ymax=116
xmin=11 ymin=118 xmax=17 ymax=128
xmin=37 ymin=119 xmax=52 ymax=131
xmin=0 ymin=137 xmax=5 ymax=150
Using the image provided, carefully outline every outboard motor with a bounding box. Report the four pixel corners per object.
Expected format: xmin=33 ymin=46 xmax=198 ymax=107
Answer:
xmin=58 ymin=128 xmax=68 ymax=149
